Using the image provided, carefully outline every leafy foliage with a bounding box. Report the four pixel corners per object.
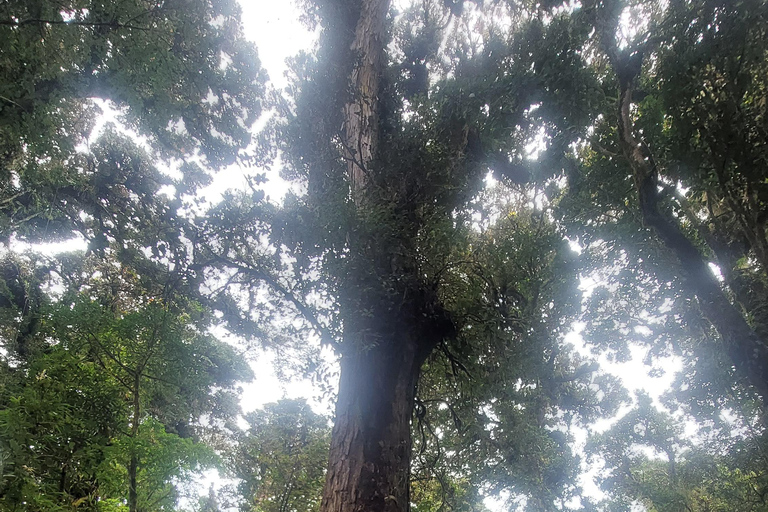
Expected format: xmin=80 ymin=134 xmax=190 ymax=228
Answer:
xmin=4 ymin=0 xmax=768 ymax=511
xmin=232 ymin=399 xmax=329 ymax=512
xmin=0 ymin=0 xmax=263 ymax=509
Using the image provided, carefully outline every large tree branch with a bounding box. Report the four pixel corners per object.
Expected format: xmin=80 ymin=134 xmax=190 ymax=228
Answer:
xmin=585 ymin=0 xmax=768 ymax=404
xmin=610 ymin=49 xmax=768 ymax=405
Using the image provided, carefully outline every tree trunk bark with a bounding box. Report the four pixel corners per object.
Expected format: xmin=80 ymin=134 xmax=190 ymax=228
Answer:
xmin=129 ymin=453 xmax=139 ymax=512
xmin=321 ymin=2 xmax=447 ymax=511
xmin=343 ymin=0 xmax=390 ymax=203
xmin=320 ymin=334 xmax=427 ymax=512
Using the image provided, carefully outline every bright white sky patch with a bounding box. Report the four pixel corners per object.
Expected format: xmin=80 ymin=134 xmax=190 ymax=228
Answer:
xmin=239 ymin=0 xmax=318 ymax=91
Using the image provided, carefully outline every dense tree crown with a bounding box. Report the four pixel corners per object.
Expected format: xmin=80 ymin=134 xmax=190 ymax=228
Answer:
xmin=2 ymin=0 xmax=768 ymax=512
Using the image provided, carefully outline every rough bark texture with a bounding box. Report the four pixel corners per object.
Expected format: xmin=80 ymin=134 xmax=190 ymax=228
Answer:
xmin=321 ymin=335 xmax=429 ymax=512
xmin=343 ymin=0 xmax=390 ymax=203
xmin=320 ymin=3 xmax=452 ymax=512
xmin=614 ymin=58 xmax=768 ymax=404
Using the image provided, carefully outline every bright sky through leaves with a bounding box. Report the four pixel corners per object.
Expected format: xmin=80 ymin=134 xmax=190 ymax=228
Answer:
xmin=4 ymin=1 xmax=757 ymax=510
xmin=227 ymin=0 xmax=684 ymax=505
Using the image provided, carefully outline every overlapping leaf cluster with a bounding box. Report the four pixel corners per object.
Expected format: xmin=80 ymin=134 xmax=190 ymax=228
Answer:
xmin=4 ymin=0 xmax=768 ymax=511
xmin=0 ymin=1 xmax=263 ymax=509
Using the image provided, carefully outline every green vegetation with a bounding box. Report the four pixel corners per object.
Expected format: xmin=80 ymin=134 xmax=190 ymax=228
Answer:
xmin=2 ymin=0 xmax=768 ymax=511
xmin=232 ymin=400 xmax=329 ymax=512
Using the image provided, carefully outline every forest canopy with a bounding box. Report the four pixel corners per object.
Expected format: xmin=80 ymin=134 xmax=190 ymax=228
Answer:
xmin=2 ymin=0 xmax=768 ymax=511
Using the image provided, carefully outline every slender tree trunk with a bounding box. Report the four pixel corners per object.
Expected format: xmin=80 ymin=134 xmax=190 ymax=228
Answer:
xmin=664 ymin=448 xmax=677 ymax=486
xmin=321 ymin=333 xmax=429 ymax=512
xmin=129 ymin=373 xmax=141 ymax=512
xmin=59 ymin=467 xmax=67 ymax=494
xmin=613 ymin=58 xmax=768 ymax=404
xmin=129 ymin=453 xmax=139 ymax=512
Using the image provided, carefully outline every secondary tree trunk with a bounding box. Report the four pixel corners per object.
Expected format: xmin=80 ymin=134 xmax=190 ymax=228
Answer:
xmin=129 ymin=373 xmax=141 ymax=512
xmin=613 ymin=55 xmax=768 ymax=404
xmin=320 ymin=333 xmax=429 ymax=512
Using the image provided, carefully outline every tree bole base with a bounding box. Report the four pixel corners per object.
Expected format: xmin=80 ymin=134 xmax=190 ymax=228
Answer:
xmin=321 ymin=335 xmax=425 ymax=512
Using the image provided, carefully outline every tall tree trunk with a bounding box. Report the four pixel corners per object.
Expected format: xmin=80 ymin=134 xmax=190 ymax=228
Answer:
xmin=320 ymin=2 xmax=450 ymax=511
xmin=343 ymin=0 xmax=390 ymax=203
xmin=321 ymin=334 xmax=429 ymax=512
